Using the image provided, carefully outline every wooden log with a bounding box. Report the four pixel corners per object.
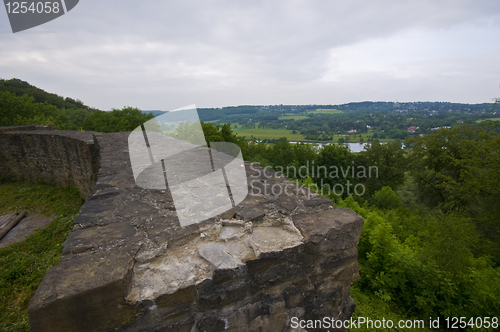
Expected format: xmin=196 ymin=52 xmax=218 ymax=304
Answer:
xmin=0 ymin=211 xmax=27 ymax=240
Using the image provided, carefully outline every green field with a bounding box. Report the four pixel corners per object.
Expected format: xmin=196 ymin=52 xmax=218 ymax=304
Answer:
xmin=476 ymin=117 xmax=500 ymax=123
xmin=233 ymin=126 xmax=306 ymax=141
xmin=309 ymin=109 xmax=342 ymax=114
xmin=278 ymin=115 xmax=309 ymax=120
xmin=232 ymin=125 xmax=396 ymax=143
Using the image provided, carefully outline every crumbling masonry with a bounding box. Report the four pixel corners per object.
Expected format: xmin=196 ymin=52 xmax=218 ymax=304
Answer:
xmin=0 ymin=126 xmax=363 ymax=332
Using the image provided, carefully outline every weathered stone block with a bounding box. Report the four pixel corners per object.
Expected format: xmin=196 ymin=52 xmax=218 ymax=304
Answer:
xmin=28 ymin=246 xmax=141 ymax=332
xmin=0 ymin=129 xmax=365 ymax=332
xmin=0 ymin=127 xmax=99 ymax=198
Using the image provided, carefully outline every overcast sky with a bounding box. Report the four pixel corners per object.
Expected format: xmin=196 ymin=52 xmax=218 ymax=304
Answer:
xmin=1 ymin=0 xmax=499 ymax=111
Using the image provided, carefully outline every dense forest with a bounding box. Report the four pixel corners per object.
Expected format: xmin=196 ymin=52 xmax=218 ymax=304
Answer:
xmin=1 ymin=78 xmax=500 ymax=330
xmin=0 ymin=79 xmax=154 ymax=132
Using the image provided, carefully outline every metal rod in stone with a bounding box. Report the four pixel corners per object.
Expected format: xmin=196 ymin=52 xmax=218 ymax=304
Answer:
xmin=0 ymin=211 xmax=27 ymax=240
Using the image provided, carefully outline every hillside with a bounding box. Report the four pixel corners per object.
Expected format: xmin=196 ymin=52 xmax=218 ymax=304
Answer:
xmin=0 ymin=79 xmax=94 ymax=111
xmin=0 ymin=78 xmax=152 ymax=132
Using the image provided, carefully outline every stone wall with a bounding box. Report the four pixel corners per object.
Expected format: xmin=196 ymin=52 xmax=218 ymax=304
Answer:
xmin=0 ymin=128 xmax=363 ymax=331
xmin=0 ymin=125 xmax=100 ymax=198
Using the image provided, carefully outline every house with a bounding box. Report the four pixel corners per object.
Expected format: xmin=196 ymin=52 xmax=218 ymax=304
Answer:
xmin=457 ymin=120 xmax=464 ymax=124
xmin=348 ymin=129 xmax=357 ymax=133
xmin=407 ymin=126 xmax=418 ymax=133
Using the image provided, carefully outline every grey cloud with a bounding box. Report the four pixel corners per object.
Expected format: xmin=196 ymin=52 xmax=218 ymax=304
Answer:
xmin=0 ymin=0 xmax=499 ymax=109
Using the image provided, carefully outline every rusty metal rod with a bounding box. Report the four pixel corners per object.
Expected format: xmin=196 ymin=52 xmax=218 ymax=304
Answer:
xmin=0 ymin=211 xmax=27 ymax=240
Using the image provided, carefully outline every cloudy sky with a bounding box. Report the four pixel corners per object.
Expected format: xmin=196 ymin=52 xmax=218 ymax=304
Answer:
xmin=1 ymin=0 xmax=499 ymax=111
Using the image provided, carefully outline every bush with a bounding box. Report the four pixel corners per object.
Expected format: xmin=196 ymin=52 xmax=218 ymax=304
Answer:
xmin=371 ymin=186 xmax=403 ymax=210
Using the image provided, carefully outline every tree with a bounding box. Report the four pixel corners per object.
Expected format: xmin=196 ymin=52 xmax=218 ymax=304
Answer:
xmin=82 ymin=107 xmax=154 ymax=132
xmin=407 ymin=123 xmax=500 ymax=264
xmin=357 ymin=140 xmax=408 ymax=196
xmin=314 ymin=143 xmax=353 ymax=196
xmin=370 ymin=186 xmax=402 ymax=210
xmin=0 ymin=91 xmax=69 ymax=127
xmin=272 ymin=138 xmax=295 ymax=169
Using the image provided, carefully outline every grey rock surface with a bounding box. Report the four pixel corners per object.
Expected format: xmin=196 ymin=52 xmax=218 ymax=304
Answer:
xmin=0 ymin=126 xmax=100 ymax=197
xmin=0 ymin=128 xmax=363 ymax=332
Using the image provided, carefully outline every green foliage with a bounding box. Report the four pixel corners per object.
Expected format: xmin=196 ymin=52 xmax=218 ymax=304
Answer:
xmin=334 ymin=195 xmax=500 ymax=327
xmin=201 ymin=122 xmax=249 ymax=159
xmin=0 ymin=182 xmax=84 ymax=331
xmin=0 ymin=91 xmax=68 ymax=128
xmin=0 ymin=79 xmax=99 ymax=130
xmin=358 ymin=140 xmax=408 ymax=196
xmin=350 ymin=285 xmax=431 ymax=331
xmin=0 ymin=78 xmax=91 ymax=110
xmin=0 ymin=79 xmax=156 ymax=132
xmin=272 ymin=138 xmax=295 ymax=169
xmin=82 ymin=107 xmax=155 ymax=133
xmin=408 ymin=123 xmax=500 ymax=263
xmin=408 ymin=123 xmax=500 ymax=211
xmin=171 ymin=121 xmax=206 ymax=146
xmin=245 ymin=141 xmax=274 ymax=167
xmin=370 ymin=186 xmax=403 ymax=210
xmin=296 ymin=176 xmax=318 ymax=193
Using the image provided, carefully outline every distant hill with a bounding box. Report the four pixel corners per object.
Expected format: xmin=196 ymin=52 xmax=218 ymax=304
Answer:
xmin=0 ymin=78 xmax=95 ymax=110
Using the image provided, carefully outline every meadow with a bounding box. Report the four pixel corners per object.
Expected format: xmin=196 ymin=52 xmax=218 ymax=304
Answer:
xmin=476 ymin=117 xmax=500 ymax=123
xmin=233 ymin=124 xmax=395 ymax=144
xmin=277 ymin=115 xmax=309 ymax=120
xmin=233 ymin=126 xmax=306 ymax=141
xmin=309 ymin=109 xmax=342 ymax=114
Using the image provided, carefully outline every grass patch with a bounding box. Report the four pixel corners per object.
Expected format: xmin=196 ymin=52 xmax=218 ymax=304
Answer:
xmin=0 ymin=181 xmax=84 ymax=332
xmin=309 ymin=109 xmax=342 ymax=114
xmin=278 ymin=115 xmax=309 ymax=120
xmin=0 ymin=182 xmax=83 ymax=217
xmin=233 ymin=126 xmax=306 ymax=141
xmin=476 ymin=118 xmax=500 ymax=123
xmin=233 ymin=125 xmax=397 ymax=144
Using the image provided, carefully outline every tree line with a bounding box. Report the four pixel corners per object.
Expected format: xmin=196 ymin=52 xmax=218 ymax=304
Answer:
xmin=0 ymin=82 xmax=154 ymax=132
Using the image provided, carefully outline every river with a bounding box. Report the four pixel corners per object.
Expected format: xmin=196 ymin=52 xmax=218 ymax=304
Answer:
xmin=289 ymin=142 xmax=369 ymax=153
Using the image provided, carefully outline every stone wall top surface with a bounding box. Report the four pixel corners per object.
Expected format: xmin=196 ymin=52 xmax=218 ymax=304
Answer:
xmin=0 ymin=124 xmax=57 ymax=133
xmin=9 ymin=130 xmax=365 ymax=332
